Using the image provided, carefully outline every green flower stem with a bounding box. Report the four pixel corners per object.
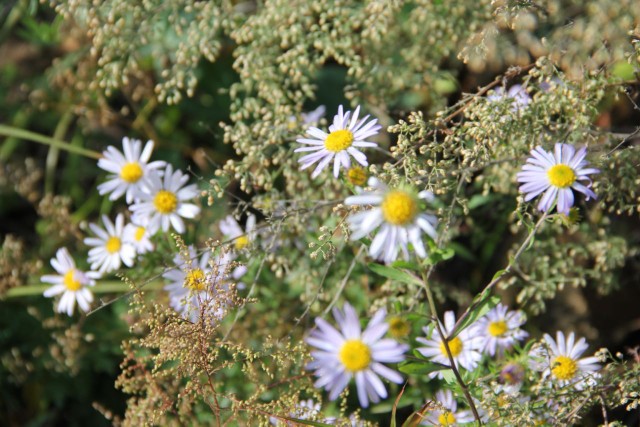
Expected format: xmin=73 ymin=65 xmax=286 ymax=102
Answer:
xmin=452 ymin=211 xmax=549 ymax=333
xmin=0 ymin=124 xmax=102 ymax=160
xmin=5 ymin=280 xmax=164 ymax=298
xmin=45 ymin=111 xmax=74 ymax=194
xmin=421 ymin=271 xmax=482 ymax=426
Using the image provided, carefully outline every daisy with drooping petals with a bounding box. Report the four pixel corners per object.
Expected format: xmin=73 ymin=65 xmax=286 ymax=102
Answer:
xmin=41 ymin=247 xmax=100 ymax=316
xmin=219 ymin=213 xmax=257 ymax=250
xmin=84 ymin=213 xmax=136 ymax=274
xmin=305 ymin=303 xmax=408 ymax=408
xmin=97 ymin=137 xmax=165 ymax=203
xmin=416 ymin=311 xmax=483 ymax=379
xmin=421 ymin=390 xmax=474 ymax=426
xmin=530 ymin=331 xmax=600 ymax=390
xmin=129 ymin=165 xmax=201 ymax=233
xmin=123 ymin=218 xmax=156 ymax=255
xmin=345 ymin=177 xmax=438 ymax=264
xmin=474 ymin=303 xmax=528 ymax=356
xmin=163 ymin=246 xmax=246 ymax=322
xmin=517 ymin=143 xmax=599 ymax=215
xmin=295 ymin=105 xmax=381 ymax=178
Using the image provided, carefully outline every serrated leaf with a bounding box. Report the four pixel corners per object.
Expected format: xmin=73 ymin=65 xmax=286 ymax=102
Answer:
xmin=368 ymin=263 xmax=422 ymax=286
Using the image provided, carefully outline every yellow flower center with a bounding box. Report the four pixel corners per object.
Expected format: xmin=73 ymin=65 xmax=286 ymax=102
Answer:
xmin=63 ymin=270 xmax=82 ymax=291
xmin=347 ymin=166 xmax=368 ymax=186
xmin=547 ymin=164 xmax=576 ymax=188
xmin=339 ymin=339 xmax=371 ymax=372
xmin=388 ymin=317 xmax=410 ymax=338
xmin=324 ymin=129 xmax=354 ymax=152
xmin=185 ymin=268 xmax=206 ymax=291
xmin=440 ymin=336 xmax=463 ymax=357
xmin=120 ymin=162 xmax=143 ymax=183
xmin=381 ymin=190 xmax=418 ymax=225
xmin=154 ymin=190 xmax=178 ymax=214
xmin=438 ymin=412 xmax=456 ymax=426
xmin=235 ymin=235 xmax=249 ymax=250
xmin=551 ymin=355 xmax=578 ymax=381
xmin=134 ymin=226 xmax=146 ymax=242
xmin=488 ymin=320 xmax=508 ymax=337
xmin=106 ymin=237 xmax=121 ymax=254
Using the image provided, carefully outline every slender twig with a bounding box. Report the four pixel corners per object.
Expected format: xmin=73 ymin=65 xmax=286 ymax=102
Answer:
xmin=323 ymin=245 xmax=365 ymax=315
xmin=0 ymin=124 xmax=102 ymax=159
xmin=421 ymin=272 xmax=482 ymax=425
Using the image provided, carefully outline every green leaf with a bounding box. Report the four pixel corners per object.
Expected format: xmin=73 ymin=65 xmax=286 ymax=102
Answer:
xmin=452 ymin=294 xmax=501 ymax=338
xmin=279 ymin=417 xmax=333 ymax=426
xmin=424 ymin=247 xmax=455 ymax=265
xmin=391 ymin=260 xmax=420 ymax=271
xmin=368 ymin=263 xmax=422 ymax=286
xmin=441 ymin=369 xmax=457 ymax=385
xmin=398 ymin=361 xmax=447 ymax=376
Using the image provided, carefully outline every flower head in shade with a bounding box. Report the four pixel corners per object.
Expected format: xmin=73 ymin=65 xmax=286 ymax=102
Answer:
xmin=345 ymin=177 xmax=438 ymax=264
xmin=41 ymin=248 xmax=100 ymax=316
xmin=487 ymin=84 xmax=531 ymax=112
xmin=305 ymin=303 xmax=408 ymax=408
xmin=129 ymin=165 xmax=201 ymax=233
xmin=517 ymin=143 xmax=599 ymax=215
xmin=123 ymin=218 xmax=156 ymax=255
xmin=163 ymin=246 xmax=246 ymax=322
xmin=219 ymin=213 xmax=257 ymax=251
xmin=295 ymin=105 xmax=381 ymax=178
xmin=530 ymin=331 xmax=600 ymax=390
xmin=287 ymin=105 xmax=327 ymax=131
xmin=416 ymin=311 xmax=483 ymax=379
xmin=421 ymin=390 xmax=474 ymax=426
xmin=474 ymin=303 xmax=528 ymax=356
xmin=97 ymin=137 xmax=165 ymax=203
xmin=269 ymin=399 xmax=322 ymax=426
xmin=84 ymin=213 xmax=136 ymax=274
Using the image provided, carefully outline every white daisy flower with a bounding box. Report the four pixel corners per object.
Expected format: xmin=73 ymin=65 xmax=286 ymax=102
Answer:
xmin=287 ymin=105 xmax=326 ymax=130
xmin=474 ymin=303 xmax=528 ymax=356
xmin=163 ymin=246 xmax=246 ymax=322
xmin=421 ymin=390 xmax=474 ymax=426
xmin=122 ymin=218 xmax=157 ymax=255
xmin=416 ymin=311 xmax=483 ymax=379
xmin=84 ymin=213 xmax=136 ymax=274
xmin=345 ymin=177 xmax=438 ymax=264
xmin=305 ymin=303 xmax=408 ymax=408
xmin=41 ymin=247 xmax=100 ymax=316
xmin=219 ymin=213 xmax=257 ymax=250
xmin=97 ymin=137 xmax=165 ymax=203
xmin=516 ymin=143 xmax=599 ymax=215
xmin=129 ymin=165 xmax=201 ymax=234
xmin=295 ymin=105 xmax=381 ymax=178
xmin=487 ymin=84 xmax=531 ymax=112
xmin=530 ymin=331 xmax=600 ymax=390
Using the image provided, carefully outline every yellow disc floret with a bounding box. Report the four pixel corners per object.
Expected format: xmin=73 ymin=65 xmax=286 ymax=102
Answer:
xmin=347 ymin=166 xmax=368 ymax=186
xmin=106 ymin=237 xmax=121 ymax=254
xmin=551 ymin=355 xmax=578 ymax=380
xmin=381 ymin=190 xmax=418 ymax=225
xmin=185 ymin=268 xmax=206 ymax=291
xmin=488 ymin=320 xmax=508 ymax=337
xmin=438 ymin=411 xmax=456 ymax=426
xmin=440 ymin=336 xmax=463 ymax=357
xmin=63 ymin=270 xmax=82 ymax=291
xmin=547 ymin=164 xmax=576 ymax=188
xmin=389 ymin=317 xmax=410 ymax=338
xmin=134 ymin=226 xmax=146 ymax=242
xmin=120 ymin=162 xmax=143 ymax=183
xmin=154 ymin=190 xmax=178 ymax=214
xmin=324 ymin=129 xmax=354 ymax=152
xmin=235 ymin=235 xmax=249 ymax=250
xmin=339 ymin=339 xmax=371 ymax=372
